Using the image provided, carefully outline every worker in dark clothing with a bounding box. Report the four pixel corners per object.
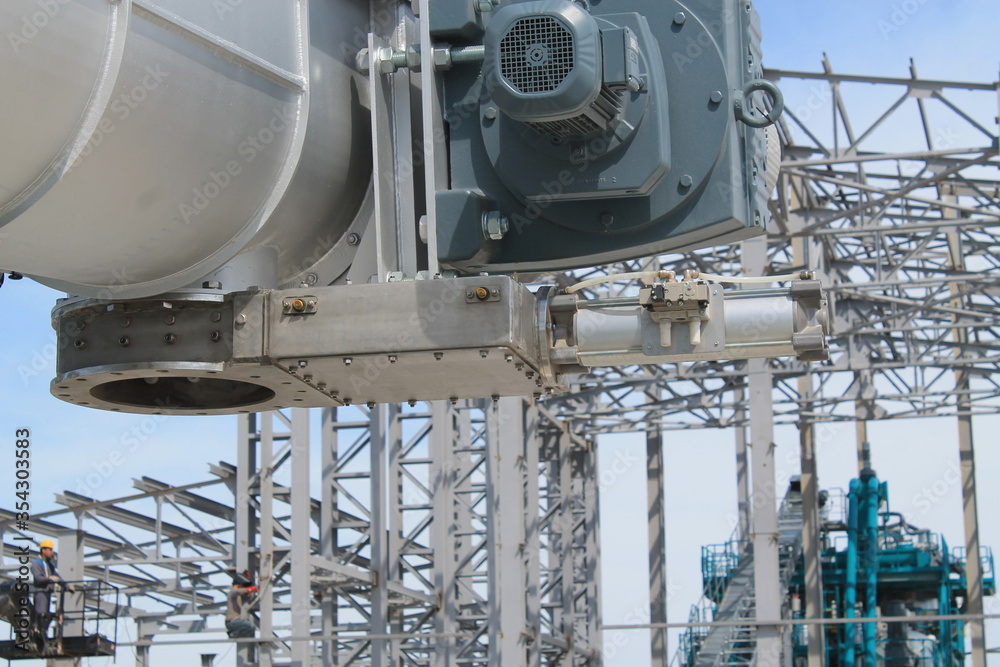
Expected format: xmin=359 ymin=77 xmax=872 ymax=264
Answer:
xmin=30 ymin=539 xmax=61 ymax=644
xmin=225 ymin=570 xmax=258 ymax=639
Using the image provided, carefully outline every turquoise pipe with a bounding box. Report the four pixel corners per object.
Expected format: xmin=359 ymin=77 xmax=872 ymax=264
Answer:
xmin=844 ymin=478 xmax=861 ymax=666
xmin=864 ymin=475 xmax=880 ymax=666
xmin=939 ymin=536 xmax=951 ymax=664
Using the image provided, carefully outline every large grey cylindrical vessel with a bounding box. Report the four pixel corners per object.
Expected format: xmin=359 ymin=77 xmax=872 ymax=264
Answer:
xmin=0 ymin=0 xmax=372 ymax=298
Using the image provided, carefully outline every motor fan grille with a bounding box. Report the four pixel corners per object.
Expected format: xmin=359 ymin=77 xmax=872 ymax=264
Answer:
xmin=499 ymin=16 xmax=575 ymax=94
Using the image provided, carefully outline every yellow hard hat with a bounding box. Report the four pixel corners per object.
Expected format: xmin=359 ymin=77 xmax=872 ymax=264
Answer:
xmin=39 ymin=539 xmax=54 ymax=549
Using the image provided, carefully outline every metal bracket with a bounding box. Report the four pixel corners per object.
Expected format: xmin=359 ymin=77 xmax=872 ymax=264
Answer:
xmin=639 ymin=280 xmax=712 ymax=347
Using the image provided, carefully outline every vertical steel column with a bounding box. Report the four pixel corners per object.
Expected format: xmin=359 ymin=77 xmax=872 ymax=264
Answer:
xmin=581 ymin=439 xmax=603 ymax=665
xmin=646 ymin=427 xmax=668 ymax=665
xmin=258 ymin=414 xmax=275 ymax=667
xmin=946 ymin=226 xmax=986 ymax=667
xmin=320 ymin=408 xmax=338 ymax=667
xmin=734 ymin=385 xmax=751 ymax=543
xmin=742 ymin=237 xmax=783 ymax=666
xmin=798 ymin=375 xmax=826 ymax=667
xmin=235 ymin=414 xmax=258 ymax=667
xmin=56 ymin=529 xmax=84 ymax=638
xmin=369 ymin=405 xmax=390 ymax=665
xmin=558 ymin=429 xmax=574 ymax=656
xmin=792 ymin=210 xmax=826 ymax=667
xmin=486 ymin=397 xmax=527 ymax=667
xmin=524 ymin=403 xmax=542 ymax=667
xmin=387 ymin=404 xmax=405 ymax=660
xmin=432 ymin=401 xmax=458 ymax=667
xmin=748 ymin=359 xmax=782 ymax=667
xmin=134 ymin=617 xmax=158 ymax=667
xmin=290 ymin=408 xmax=311 ymax=666
xmin=854 ymin=372 xmax=872 ymax=476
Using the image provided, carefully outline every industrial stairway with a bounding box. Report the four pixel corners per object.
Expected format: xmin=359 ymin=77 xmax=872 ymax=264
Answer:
xmin=681 ymin=482 xmax=804 ymax=667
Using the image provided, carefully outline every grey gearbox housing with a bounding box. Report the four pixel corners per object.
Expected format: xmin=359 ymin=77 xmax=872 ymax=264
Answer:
xmin=435 ymin=0 xmax=781 ymax=272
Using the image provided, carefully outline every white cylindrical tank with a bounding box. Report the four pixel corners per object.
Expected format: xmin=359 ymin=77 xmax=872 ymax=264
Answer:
xmin=0 ymin=0 xmax=372 ymax=298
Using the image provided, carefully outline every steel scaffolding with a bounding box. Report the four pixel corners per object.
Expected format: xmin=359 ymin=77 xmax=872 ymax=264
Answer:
xmin=1 ymin=63 xmax=997 ymax=666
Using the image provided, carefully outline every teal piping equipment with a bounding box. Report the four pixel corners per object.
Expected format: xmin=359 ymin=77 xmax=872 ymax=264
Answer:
xmin=844 ymin=478 xmax=861 ymax=666
xmin=863 ymin=474 xmax=880 ymax=666
xmin=674 ymin=473 xmax=996 ymax=667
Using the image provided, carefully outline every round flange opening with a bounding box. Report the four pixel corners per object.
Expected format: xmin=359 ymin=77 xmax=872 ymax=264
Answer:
xmin=90 ymin=377 xmax=275 ymax=410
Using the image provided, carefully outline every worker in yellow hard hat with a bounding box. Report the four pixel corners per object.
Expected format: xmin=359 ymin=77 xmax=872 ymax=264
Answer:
xmin=30 ymin=539 xmax=61 ymax=646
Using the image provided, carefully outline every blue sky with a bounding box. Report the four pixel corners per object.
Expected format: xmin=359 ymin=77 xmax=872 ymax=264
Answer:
xmin=0 ymin=1 xmax=998 ymax=665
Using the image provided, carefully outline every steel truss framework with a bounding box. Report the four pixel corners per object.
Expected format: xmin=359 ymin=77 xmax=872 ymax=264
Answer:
xmin=1 ymin=65 xmax=998 ymax=666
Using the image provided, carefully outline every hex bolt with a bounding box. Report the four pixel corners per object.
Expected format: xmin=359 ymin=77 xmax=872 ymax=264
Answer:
xmin=210 ymin=331 xmax=221 ymax=342
xmin=317 ymin=382 xmax=327 ymax=390
xmin=236 ymin=313 xmax=248 ymax=325
xmin=348 ymin=233 xmax=361 ymax=246
xmin=466 ymin=290 xmax=474 ymax=298
xmin=680 ymin=174 xmax=693 ymax=188
xmin=491 ymin=394 xmax=500 ymax=402
xmin=600 ymin=212 xmax=614 ymax=227
xmin=480 ymin=349 xmax=489 ymax=358
xmin=388 ymin=355 xmax=397 ymax=363
xmin=211 ymin=311 xmax=222 ymax=322
xmin=306 ymin=273 xmax=318 ymax=285
xmin=505 ymin=354 xmax=513 ymax=363
xmin=408 ymin=399 xmax=417 ymax=407
xmin=298 ymin=360 xmax=308 ymax=368
xmin=164 ymin=315 xmax=176 ymax=325
xmin=163 ymin=333 xmax=176 ymax=344
xmin=119 ymin=336 xmax=130 ymax=347
xmin=434 ymin=352 xmax=444 ymax=360
xmin=343 ymin=358 xmax=352 ymax=366
xmin=710 ymin=90 xmax=724 ymax=104
xmin=484 ymin=106 xmax=498 ymax=120
xmin=367 ymin=401 xmax=376 ymax=409
xmin=303 ymin=374 xmax=313 ymax=383
xmin=490 ymin=289 xmax=499 ymax=297
xmin=482 ymin=211 xmax=509 ymax=241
